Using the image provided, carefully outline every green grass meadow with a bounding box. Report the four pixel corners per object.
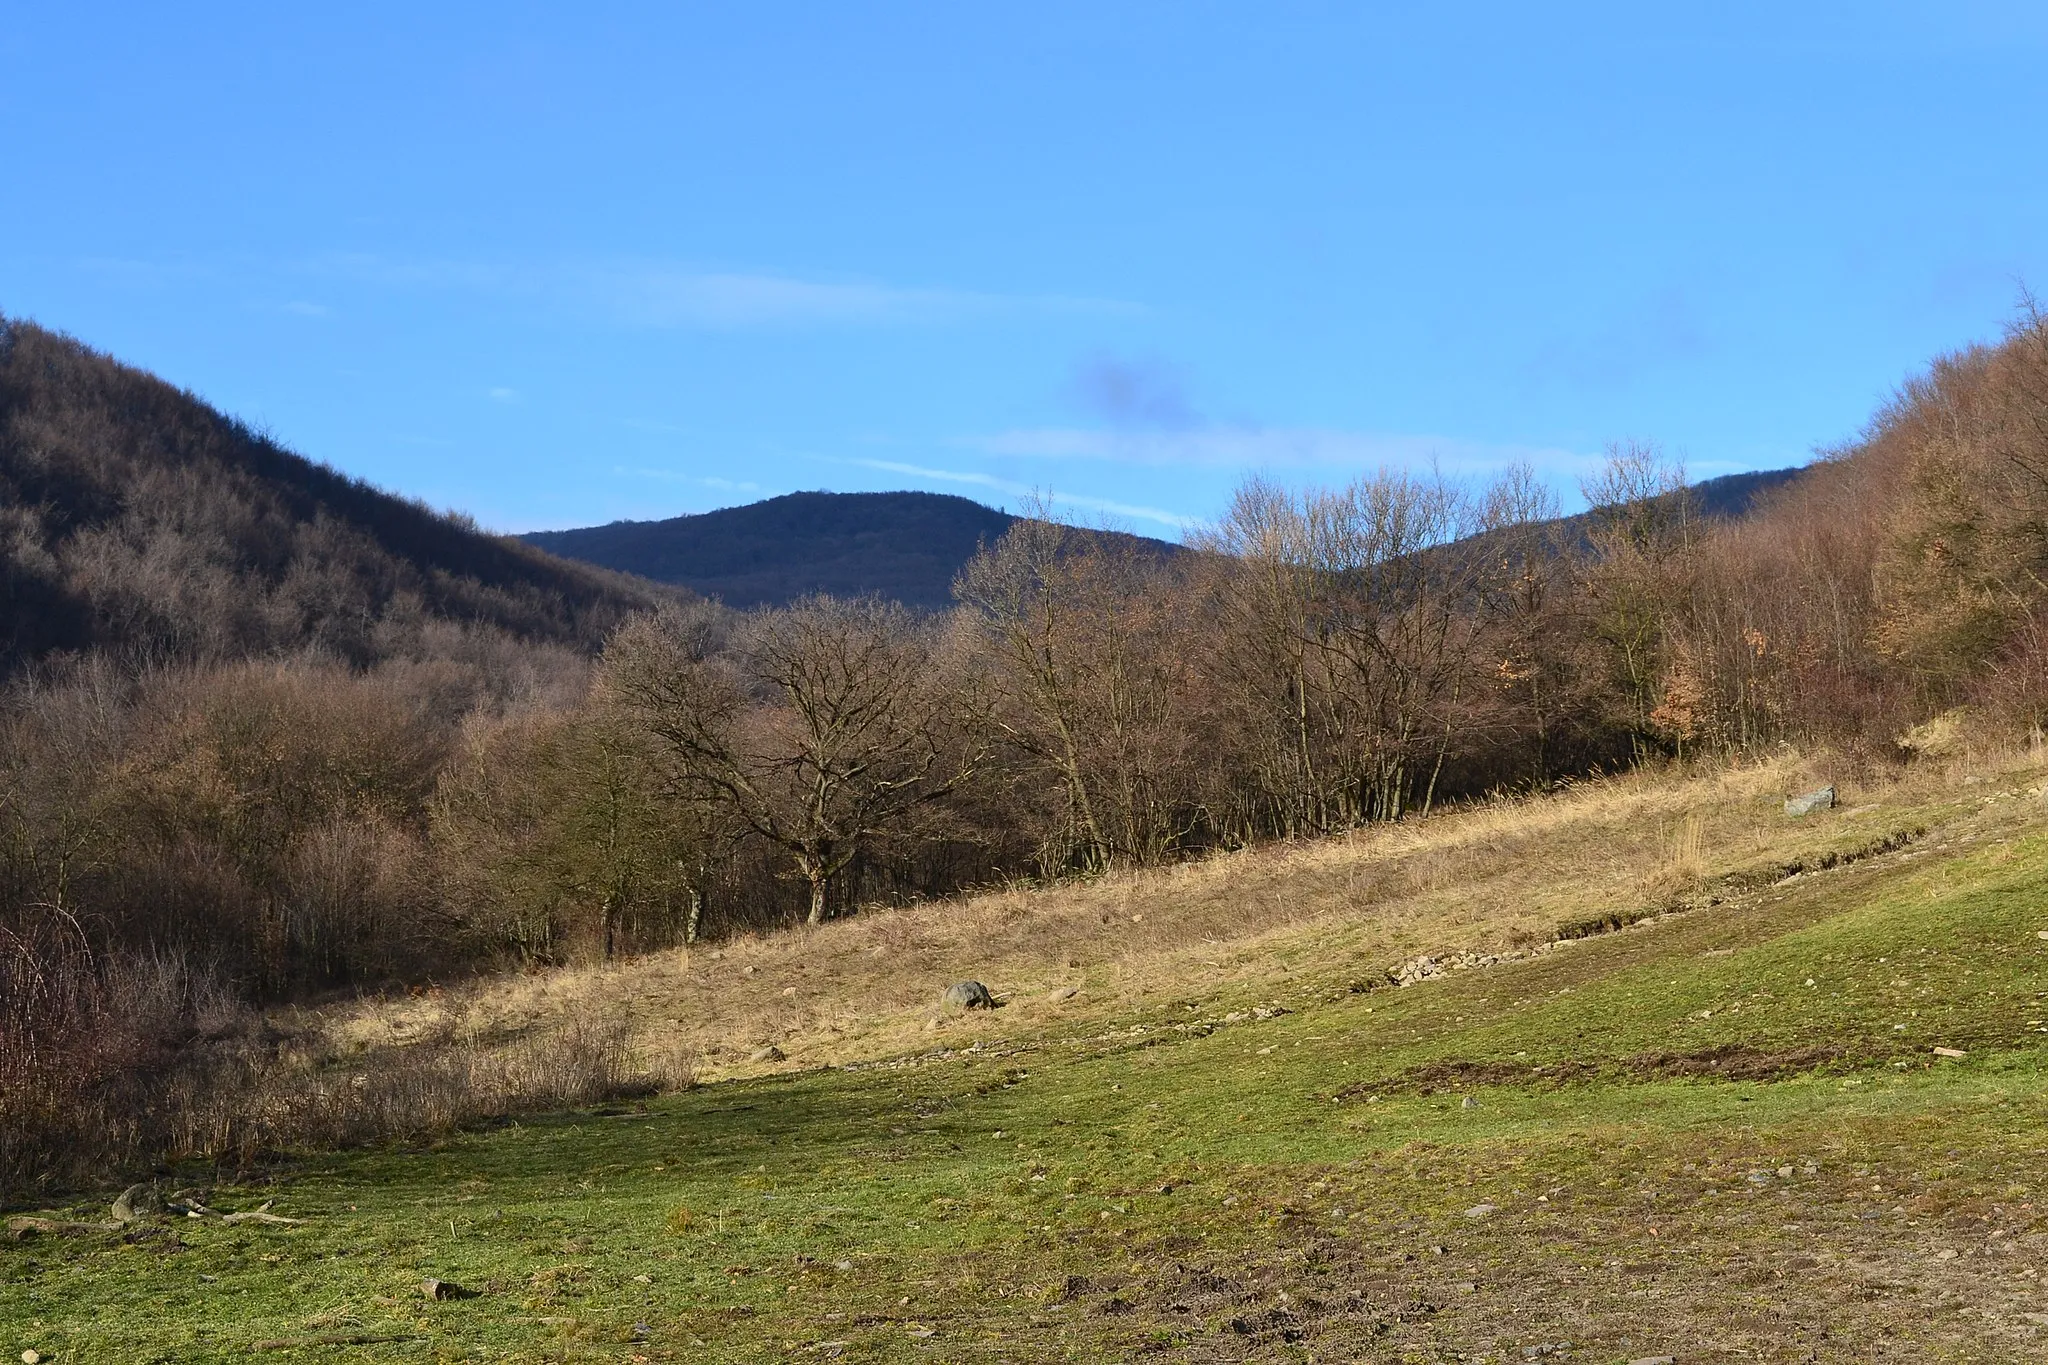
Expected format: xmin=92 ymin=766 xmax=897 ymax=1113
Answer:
xmin=10 ymin=815 xmax=2048 ymax=1362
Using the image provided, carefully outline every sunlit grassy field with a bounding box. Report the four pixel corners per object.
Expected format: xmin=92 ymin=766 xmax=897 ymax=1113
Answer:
xmin=9 ymin=762 xmax=2048 ymax=1362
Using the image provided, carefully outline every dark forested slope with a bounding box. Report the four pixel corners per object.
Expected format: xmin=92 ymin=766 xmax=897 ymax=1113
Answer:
xmin=524 ymin=490 xmax=1180 ymax=610
xmin=0 ymin=318 xmax=669 ymax=676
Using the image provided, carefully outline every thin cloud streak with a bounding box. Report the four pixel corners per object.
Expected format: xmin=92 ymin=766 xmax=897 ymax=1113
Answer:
xmin=592 ymin=267 xmax=1140 ymax=329
xmin=847 ymin=458 xmax=1191 ymax=532
xmin=296 ymin=252 xmax=1141 ymax=330
xmin=613 ymin=465 xmax=763 ymax=496
xmin=964 ymin=425 xmax=1602 ymax=480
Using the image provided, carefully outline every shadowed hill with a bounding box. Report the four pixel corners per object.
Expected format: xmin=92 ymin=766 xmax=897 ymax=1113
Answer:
xmin=1680 ymin=465 xmax=1805 ymax=519
xmin=527 ymin=472 xmax=1800 ymax=614
xmin=0 ymin=317 xmax=672 ymax=676
xmin=523 ymin=490 xmax=1181 ymax=610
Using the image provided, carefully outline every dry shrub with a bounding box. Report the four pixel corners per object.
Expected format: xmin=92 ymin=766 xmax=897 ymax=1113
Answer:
xmin=165 ymin=1012 xmax=646 ymax=1165
xmin=0 ymin=936 xmax=658 ymax=1200
xmin=0 ymin=916 xmax=231 ymax=1197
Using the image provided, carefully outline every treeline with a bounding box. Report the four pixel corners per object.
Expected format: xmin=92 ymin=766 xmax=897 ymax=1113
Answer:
xmin=8 ymin=307 xmax=2048 ymax=1190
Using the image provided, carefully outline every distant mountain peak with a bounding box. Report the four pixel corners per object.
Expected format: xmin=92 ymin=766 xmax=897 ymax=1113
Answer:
xmin=523 ymin=490 xmax=1176 ymax=611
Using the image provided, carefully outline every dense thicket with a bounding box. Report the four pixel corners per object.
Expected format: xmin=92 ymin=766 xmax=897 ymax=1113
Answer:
xmin=9 ymin=309 xmax=2048 ymax=1192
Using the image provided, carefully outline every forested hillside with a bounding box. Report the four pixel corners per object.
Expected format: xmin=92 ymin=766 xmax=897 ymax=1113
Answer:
xmin=0 ymin=317 xmax=670 ymax=678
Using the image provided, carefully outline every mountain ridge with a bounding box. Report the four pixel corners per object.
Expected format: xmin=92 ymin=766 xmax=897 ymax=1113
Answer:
xmin=525 ymin=468 xmax=1806 ymax=611
xmin=522 ymin=489 xmax=1179 ymax=611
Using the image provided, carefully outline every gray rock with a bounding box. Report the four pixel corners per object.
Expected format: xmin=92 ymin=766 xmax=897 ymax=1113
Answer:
xmin=1627 ymin=1358 xmax=1676 ymax=1365
xmin=421 ymin=1277 xmax=475 ymax=1300
xmin=111 ymin=1183 xmax=161 ymax=1223
xmin=942 ymin=981 xmax=995 ymax=1010
xmin=1047 ymin=986 xmax=1079 ymax=1003
xmin=1464 ymin=1203 xmax=1497 ymax=1219
xmin=748 ymin=1044 xmax=786 ymax=1063
xmin=1784 ymin=785 xmax=1836 ymax=816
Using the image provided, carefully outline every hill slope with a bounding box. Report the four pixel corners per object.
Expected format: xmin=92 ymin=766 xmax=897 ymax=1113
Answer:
xmin=0 ymin=318 xmax=670 ymax=676
xmin=16 ymin=750 xmax=2048 ymax=1361
xmin=526 ymin=470 xmax=1803 ymax=614
xmin=523 ymin=490 xmax=1178 ymax=610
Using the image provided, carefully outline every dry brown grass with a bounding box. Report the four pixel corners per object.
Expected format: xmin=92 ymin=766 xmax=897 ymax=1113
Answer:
xmin=304 ymin=747 xmax=2014 ymax=1089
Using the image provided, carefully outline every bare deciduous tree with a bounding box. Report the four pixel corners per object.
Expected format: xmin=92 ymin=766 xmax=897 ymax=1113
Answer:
xmin=608 ymin=597 xmax=987 ymax=924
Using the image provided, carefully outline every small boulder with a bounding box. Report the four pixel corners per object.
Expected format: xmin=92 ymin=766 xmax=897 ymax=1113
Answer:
xmin=1464 ymin=1203 xmax=1497 ymax=1220
xmin=1047 ymin=986 xmax=1079 ymax=1003
xmin=421 ymin=1277 xmax=475 ymax=1300
xmin=748 ymin=1044 xmax=786 ymax=1063
xmin=112 ymin=1183 xmax=162 ymax=1223
xmin=942 ymin=981 xmax=995 ymax=1010
xmin=1784 ymin=785 xmax=1836 ymax=816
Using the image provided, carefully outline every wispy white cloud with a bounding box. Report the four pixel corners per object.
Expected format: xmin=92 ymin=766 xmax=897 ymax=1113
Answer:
xmin=963 ymin=425 xmax=1603 ymax=482
xmin=298 ymin=252 xmax=1140 ymax=331
xmin=281 ymin=299 xmax=330 ymax=318
xmin=613 ymin=465 xmax=763 ymax=495
xmin=586 ymin=266 xmax=1140 ymax=329
xmin=846 ymin=458 xmax=1191 ymax=532
xmin=487 ymin=386 xmax=521 ymax=404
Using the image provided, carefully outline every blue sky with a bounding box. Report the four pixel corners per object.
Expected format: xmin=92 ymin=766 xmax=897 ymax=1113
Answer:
xmin=5 ymin=3 xmax=2047 ymax=537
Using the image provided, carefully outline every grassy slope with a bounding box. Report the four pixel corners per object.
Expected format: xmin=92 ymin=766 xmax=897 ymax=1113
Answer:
xmin=10 ymin=759 xmax=2048 ymax=1363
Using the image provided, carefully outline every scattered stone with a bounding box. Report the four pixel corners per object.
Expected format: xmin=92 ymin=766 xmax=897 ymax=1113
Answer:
xmin=741 ymin=965 xmax=758 ymax=976
xmin=1392 ymin=948 xmax=1519 ymax=986
xmin=632 ymin=1273 xmax=652 ymax=1284
xmin=1048 ymin=987 xmax=1079 ymax=1003
xmin=220 ymin=1200 xmax=300 ymax=1225
xmin=1465 ymin=1203 xmax=1497 ymax=1219
xmin=112 ymin=1183 xmax=162 ymax=1223
xmin=8 ymin=1215 xmax=103 ymax=1240
xmin=1933 ymin=1046 xmax=1967 ymax=1059
xmin=420 ymin=1278 xmax=475 ymax=1300
xmin=1784 ymin=785 xmax=1836 ymax=816
xmin=748 ymin=1045 xmax=786 ymax=1064
xmin=781 ymin=986 xmax=797 ymax=998
xmin=1251 ymin=1005 xmax=1292 ymax=1020
xmin=23 ymin=1350 xmax=43 ymax=1364
xmin=941 ymin=981 xmax=995 ymax=1010
xmin=1460 ymin=1096 xmax=1478 ymax=1109
xmin=1627 ymin=1357 xmax=1676 ymax=1365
